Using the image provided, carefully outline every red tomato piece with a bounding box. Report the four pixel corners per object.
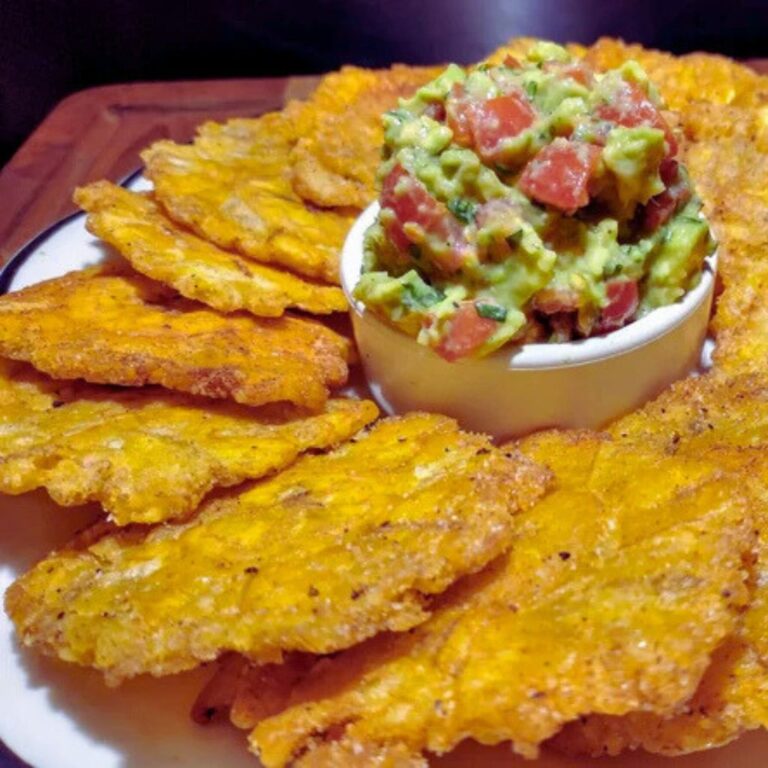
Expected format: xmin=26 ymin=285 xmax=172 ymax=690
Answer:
xmin=562 ymin=62 xmax=594 ymax=86
xmin=423 ymin=102 xmax=446 ymax=122
xmin=436 ymin=301 xmax=498 ymax=361
xmin=597 ymin=81 xmax=678 ymax=156
xmin=469 ymin=93 xmax=536 ymax=164
xmin=519 ymin=139 xmax=602 ymax=214
xmin=446 ymin=85 xmax=475 ymax=147
xmin=643 ymin=161 xmax=692 ymax=231
xmin=503 ymin=54 xmax=522 ymax=69
xmin=380 ymin=166 xmax=412 ymax=252
xmin=380 ymin=165 xmax=471 ymax=273
xmin=543 ymin=60 xmax=595 ymax=86
xmin=643 ymin=191 xmax=678 ymax=231
xmin=659 ymin=157 xmax=679 ymax=186
xmin=533 ymin=287 xmax=581 ymax=315
xmin=447 ymin=87 xmax=535 ymax=162
xmin=598 ymin=279 xmax=639 ymax=331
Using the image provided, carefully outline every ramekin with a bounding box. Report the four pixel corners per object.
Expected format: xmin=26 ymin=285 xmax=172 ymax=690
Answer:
xmin=341 ymin=203 xmax=716 ymax=439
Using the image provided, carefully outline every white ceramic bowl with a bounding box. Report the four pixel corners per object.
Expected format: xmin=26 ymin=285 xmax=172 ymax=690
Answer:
xmin=342 ymin=203 xmax=717 ymax=439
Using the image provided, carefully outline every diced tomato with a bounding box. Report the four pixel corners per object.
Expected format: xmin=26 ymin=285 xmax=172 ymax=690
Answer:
xmin=446 ymin=87 xmax=535 ymax=162
xmin=643 ymin=163 xmax=692 ymax=231
xmin=503 ymin=54 xmax=522 ymax=69
xmin=596 ymin=81 xmax=678 ymax=156
xmin=562 ymin=62 xmax=594 ymax=86
xmin=423 ymin=102 xmax=446 ymax=122
xmin=436 ymin=301 xmax=498 ymax=361
xmin=659 ymin=157 xmax=679 ymax=186
xmin=643 ymin=191 xmax=678 ymax=231
xmin=543 ymin=60 xmax=594 ymax=87
xmin=533 ymin=287 xmax=581 ymax=315
xmin=380 ymin=165 xmax=471 ymax=273
xmin=469 ymin=93 xmax=536 ymax=164
xmin=446 ymin=85 xmax=475 ymax=147
xmin=519 ymin=139 xmax=602 ymax=214
xmin=597 ymin=279 xmax=639 ymax=331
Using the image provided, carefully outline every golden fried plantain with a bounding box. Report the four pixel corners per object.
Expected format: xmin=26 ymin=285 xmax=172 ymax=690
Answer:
xmin=289 ymin=65 xmax=440 ymax=209
xmin=545 ymin=54 xmax=768 ymax=745
xmin=580 ymin=37 xmax=768 ymax=110
xmin=552 ymin=637 xmax=768 ymax=757
xmin=548 ymin=372 xmax=768 ymax=757
xmin=5 ymin=414 xmax=550 ymax=684
xmin=142 ymin=110 xmax=353 ymax=283
xmin=0 ymin=265 xmax=351 ymax=410
xmin=220 ymin=428 xmax=754 ymax=767
xmin=0 ymin=358 xmax=377 ymax=525
xmin=75 ymin=181 xmax=347 ymax=316
xmin=682 ymin=110 xmax=768 ymax=374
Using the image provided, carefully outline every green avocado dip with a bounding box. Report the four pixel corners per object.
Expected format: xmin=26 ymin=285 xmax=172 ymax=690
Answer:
xmin=354 ymin=42 xmax=715 ymax=361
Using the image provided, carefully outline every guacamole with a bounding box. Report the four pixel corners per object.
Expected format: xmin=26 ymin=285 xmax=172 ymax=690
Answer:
xmin=354 ymin=42 xmax=715 ymax=361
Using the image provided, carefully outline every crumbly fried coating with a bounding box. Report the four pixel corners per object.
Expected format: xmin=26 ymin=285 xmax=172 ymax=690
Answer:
xmin=142 ymin=110 xmax=354 ymax=283
xmin=552 ymin=638 xmax=768 ymax=757
xmin=142 ymin=66 xmax=435 ymax=279
xmin=682 ymin=106 xmax=768 ymax=374
xmin=289 ymin=65 xmax=440 ymax=209
xmin=0 ymin=358 xmax=377 ymax=525
xmin=547 ymin=372 xmax=768 ymax=757
xmin=5 ymin=414 xmax=550 ymax=684
xmin=75 ymin=182 xmax=347 ymax=316
xmin=537 ymin=45 xmax=768 ymax=756
xmin=224 ymin=428 xmax=753 ymax=766
xmin=580 ymin=37 xmax=768 ymax=110
xmin=0 ymin=265 xmax=351 ymax=409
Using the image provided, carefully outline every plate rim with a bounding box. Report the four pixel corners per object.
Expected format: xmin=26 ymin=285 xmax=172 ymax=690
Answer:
xmin=0 ymin=168 xmax=144 ymax=296
xmin=0 ymin=168 xmax=145 ymax=768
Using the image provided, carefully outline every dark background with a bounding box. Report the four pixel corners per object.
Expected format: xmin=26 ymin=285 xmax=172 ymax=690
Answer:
xmin=2 ymin=0 xmax=768 ymax=166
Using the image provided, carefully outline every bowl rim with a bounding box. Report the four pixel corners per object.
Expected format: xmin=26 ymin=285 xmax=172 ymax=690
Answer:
xmin=341 ymin=201 xmax=717 ymax=371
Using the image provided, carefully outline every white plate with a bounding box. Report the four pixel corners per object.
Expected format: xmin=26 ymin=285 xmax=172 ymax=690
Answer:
xmin=0 ymin=175 xmax=765 ymax=768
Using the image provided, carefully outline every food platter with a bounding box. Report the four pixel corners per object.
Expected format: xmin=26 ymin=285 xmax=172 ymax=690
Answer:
xmin=2 ymin=38 xmax=768 ymax=768
xmin=0 ymin=176 xmax=767 ymax=768
xmin=1 ymin=485 xmax=766 ymax=766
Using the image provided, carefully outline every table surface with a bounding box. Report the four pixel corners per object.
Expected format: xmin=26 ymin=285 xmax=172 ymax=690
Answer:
xmin=1 ymin=59 xmax=768 ymax=768
xmin=0 ymin=75 xmax=322 ymax=266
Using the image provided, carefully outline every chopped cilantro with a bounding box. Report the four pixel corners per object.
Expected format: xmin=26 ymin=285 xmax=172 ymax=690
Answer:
xmin=476 ymin=302 xmax=508 ymax=321
xmin=401 ymin=280 xmax=443 ymax=310
xmin=447 ymin=197 xmax=478 ymax=224
xmin=525 ymin=81 xmax=538 ymax=99
xmin=604 ymin=260 xmax=623 ymax=277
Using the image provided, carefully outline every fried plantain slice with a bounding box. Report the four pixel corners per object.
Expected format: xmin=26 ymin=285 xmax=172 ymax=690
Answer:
xmin=548 ymin=372 xmax=768 ymax=757
xmin=142 ymin=109 xmax=354 ymax=283
xmin=75 ymin=182 xmax=347 ymax=317
xmin=552 ymin=637 xmax=768 ymax=757
xmin=579 ymin=37 xmax=768 ymax=110
xmin=539 ymin=170 xmax=768 ymax=754
xmin=681 ymin=104 xmax=768 ymax=374
xmin=289 ymin=65 xmax=440 ymax=209
xmin=5 ymin=414 xmax=550 ymax=684
xmin=0 ymin=358 xmax=377 ymax=525
xmin=220 ymin=428 xmax=753 ymax=767
xmin=0 ymin=265 xmax=351 ymax=410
